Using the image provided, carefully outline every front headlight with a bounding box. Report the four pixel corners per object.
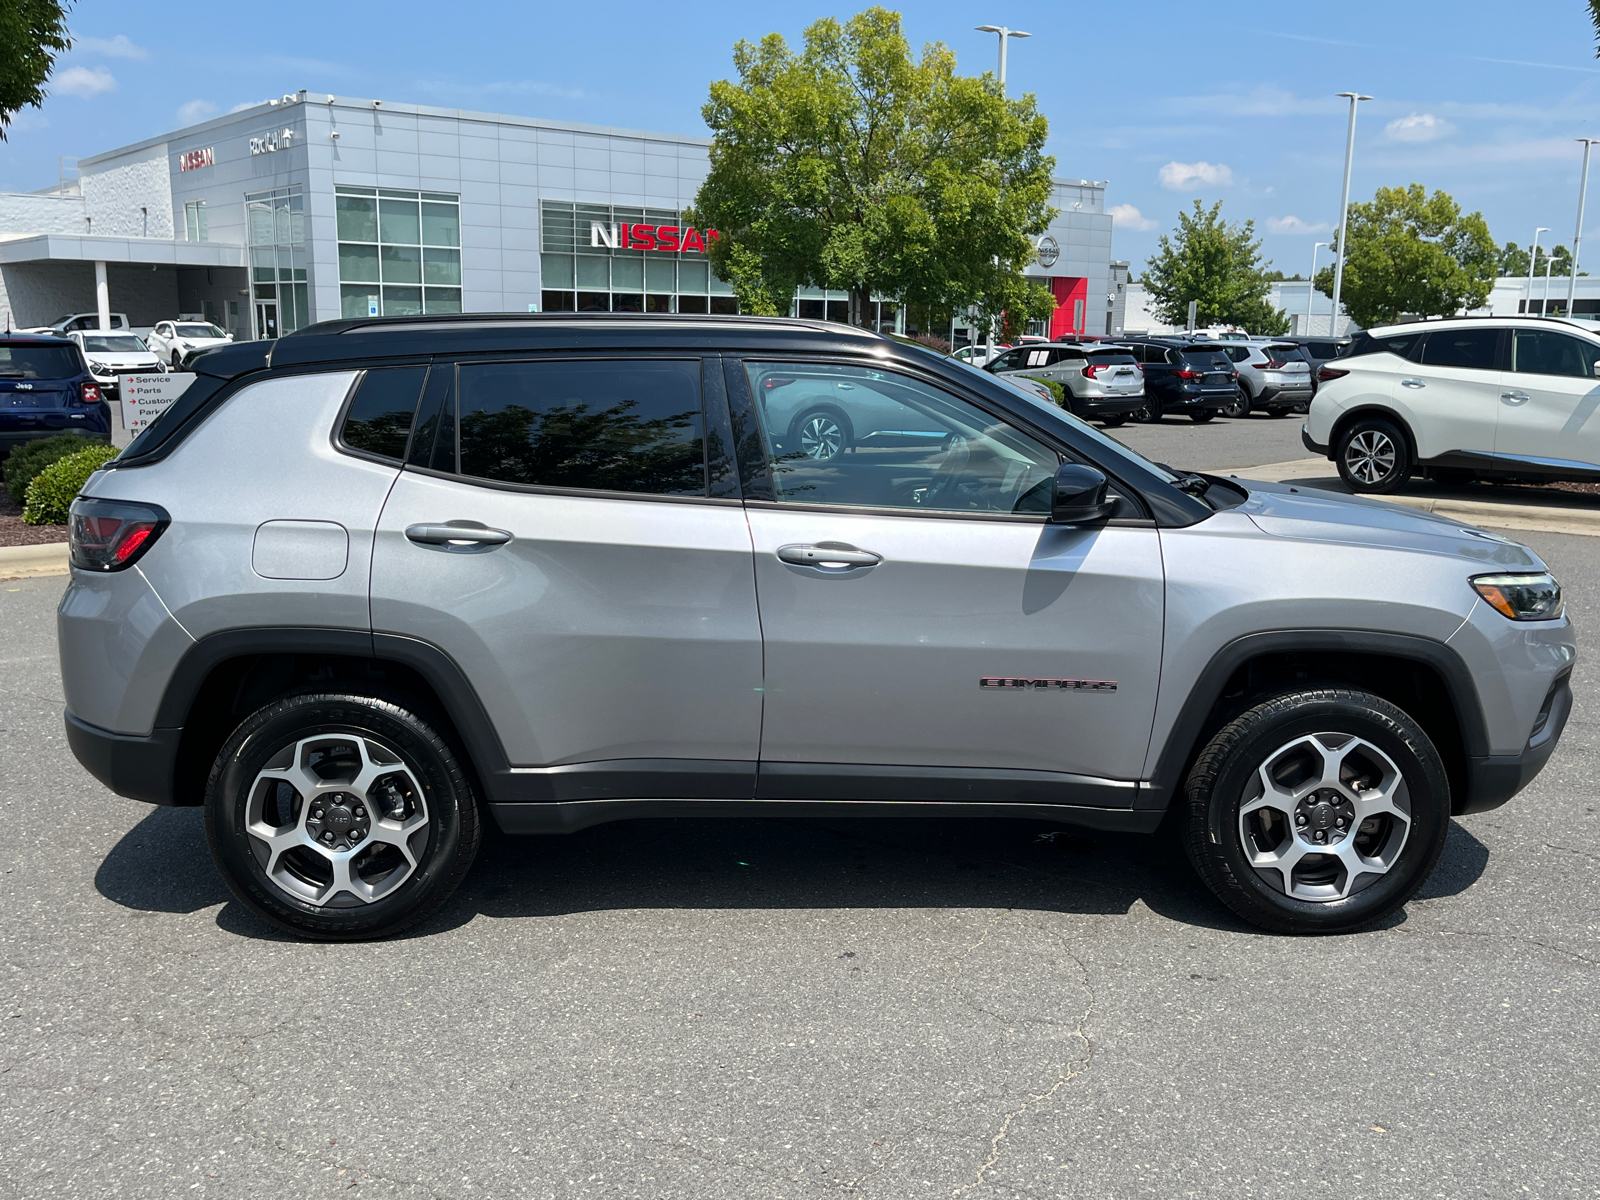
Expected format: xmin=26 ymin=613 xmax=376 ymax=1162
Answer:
xmin=1471 ymin=572 xmax=1564 ymax=621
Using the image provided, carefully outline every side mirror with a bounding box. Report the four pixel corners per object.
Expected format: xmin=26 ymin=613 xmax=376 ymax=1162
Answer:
xmin=1591 ymin=359 xmax=1600 ymax=378
xmin=1050 ymin=462 xmax=1116 ymax=525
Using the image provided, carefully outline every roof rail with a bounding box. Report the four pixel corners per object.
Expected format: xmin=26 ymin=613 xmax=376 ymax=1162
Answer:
xmin=285 ymin=311 xmax=886 ymax=340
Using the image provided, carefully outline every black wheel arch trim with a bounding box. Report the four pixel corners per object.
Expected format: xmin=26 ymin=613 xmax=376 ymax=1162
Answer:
xmin=1141 ymin=629 xmax=1490 ymax=812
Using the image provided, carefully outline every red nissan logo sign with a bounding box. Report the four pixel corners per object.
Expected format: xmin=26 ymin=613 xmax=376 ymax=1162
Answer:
xmin=621 ymin=224 xmax=719 ymax=254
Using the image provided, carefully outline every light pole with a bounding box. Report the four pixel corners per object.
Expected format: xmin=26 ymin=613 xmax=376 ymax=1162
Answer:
xmin=1569 ymin=139 xmax=1599 ymax=319
xmin=1308 ymin=241 xmax=1330 ymax=334
xmin=1528 ymin=226 xmax=1550 ymax=315
xmin=975 ymin=25 xmax=1031 ymax=91
xmin=1544 ymin=255 xmax=1555 ymax=318
xmin=1330 ymin=92 xmax=1371 ymax=338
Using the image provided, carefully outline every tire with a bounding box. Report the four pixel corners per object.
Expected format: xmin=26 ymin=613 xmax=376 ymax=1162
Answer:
xmin=204 ymin=690 xmax=481 ymax=941
xmin=1182 ymin=687 xmax=1450 ymax=934
xmin=171 ymin=351 xmax=182 ymax=369
xmin=1136 ymin=397 xmax=1163 ymax=424
xmin=1336 ymin=416 xmax=1411 ymax=493
xmin=791 ymin=409 xmax=851 ymax=461
xmin=1188 ymin=409 xmax=1217 ymax=423
xmin=1222 ymin=387 xmax=1251 ymax=419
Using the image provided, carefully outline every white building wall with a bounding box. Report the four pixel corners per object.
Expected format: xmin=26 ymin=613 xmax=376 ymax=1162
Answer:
xmin=0 ymin=191 xmax=88 ymax=235
xmin=80 ymin=144 xmax=175 ymax=238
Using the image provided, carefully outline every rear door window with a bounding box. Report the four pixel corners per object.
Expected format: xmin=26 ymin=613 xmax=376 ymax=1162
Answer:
xmin=1419 ymin=328 xmax=1502 ymax=370
xmin=0 ymin=345 xmax=81 ymax=379
xmin=454 ymin=358 xmax=707 ymax=495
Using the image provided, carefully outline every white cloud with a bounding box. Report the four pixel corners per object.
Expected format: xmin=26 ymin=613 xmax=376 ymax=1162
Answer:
xmin=1158 ymin=160 xmax=1234 ymax=190
xmin=230 ymin=100 xmax=265 ymax=113
xmin=177 ymin=99 xmax=219 ymax=125
xmin=1266 ymin=215 xmax=1332 ymax=235
xmin=1174 ymin=86 xmax=1341 ymax=118
xmin=52 ymin=66 xmax=116 ymax=98
xmin=72 ymin=34 xmax=148 ymax=59
xmin=1385 ymin=112 xmax=1453 ymax=142
xmin=1108 ymin=203 xmax=1158 ymax=232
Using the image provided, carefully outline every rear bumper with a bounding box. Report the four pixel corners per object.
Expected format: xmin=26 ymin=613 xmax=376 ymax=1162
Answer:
xmin=1301 ymin=424 xmax=1331 ymax=457
xmin=64 ymin=710 xmax=186 ymax=805
xmin=0 ymin=419 xmax=108 ymax=450
xmin=1256 ymin=381 xmax=1313 ymax=406
xmin=1080 ymin=395 xmax=1145 ymax=415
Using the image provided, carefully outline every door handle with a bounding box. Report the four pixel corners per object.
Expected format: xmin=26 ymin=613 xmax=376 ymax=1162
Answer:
xmin=405 ymin=522 xmax=513 ymax=547
xmin=1501 ymin=391 xmax=1531 ymax=404
xmin=1400 ymin=378 xmax=1426 ymax=388
xmin=776 ymin=542 xmax=882 ymax=570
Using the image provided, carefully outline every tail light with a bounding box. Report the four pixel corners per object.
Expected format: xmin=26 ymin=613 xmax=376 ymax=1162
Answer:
xmin=68 ymin=497 xmax=169 ymax=572
xmin=1174 ymin=367 xmax=1202 ymax=380
xmin=1262 ymin=360 xmax=1288 ymax=370
xmin=1318 ymin=366 xmax=1350 ymax=383
xmin=763 ymin=377 xmax=794 ymax=391
xmin=1082 ymin=364 xmax=1099 ymax=379
xmin=79 ymin=382 xmax=101 ymax=405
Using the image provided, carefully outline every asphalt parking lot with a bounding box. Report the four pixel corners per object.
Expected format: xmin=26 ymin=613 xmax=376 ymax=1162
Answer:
xmin=4 ymin=423 xmax=1597 ymax=1199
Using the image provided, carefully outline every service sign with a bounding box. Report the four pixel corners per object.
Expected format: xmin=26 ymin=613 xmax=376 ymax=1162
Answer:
xmin=117 ymin=373 xmax=195 ymax=446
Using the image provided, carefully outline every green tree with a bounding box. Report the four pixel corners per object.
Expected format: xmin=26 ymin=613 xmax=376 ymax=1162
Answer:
xmin=1314 ymin=184 xmax=1497 ymax=327
xmin=685 ymin=7 xmax=1058 ymax=338
xmin=0 ymin=1 xmax=71 ymax=140
xmin=1498 ymin=241 xmax=1576 ymax=278
xmin=1141 ymin=200 xmax=1290 ymax=335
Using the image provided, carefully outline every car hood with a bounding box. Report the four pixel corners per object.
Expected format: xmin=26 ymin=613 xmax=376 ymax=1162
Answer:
xmin=87 ymin=354 xmax=159 ymax=367
xmin=1230 ymin=478 xmax=1547 ymax=570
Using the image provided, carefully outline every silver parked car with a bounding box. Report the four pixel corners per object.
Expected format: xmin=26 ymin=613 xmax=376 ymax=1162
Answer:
xmin=985 ymin=342 xmax=1146 ymax=426
xmin=1217 ymin=340 xmax=1315 ymax=418
xmin=61 ymin=314 xmax=1575 ymax=940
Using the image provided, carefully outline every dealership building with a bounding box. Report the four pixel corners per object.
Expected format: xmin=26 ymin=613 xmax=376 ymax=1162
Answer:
xmin=0 ymin=92 xmax=1117 ymax=343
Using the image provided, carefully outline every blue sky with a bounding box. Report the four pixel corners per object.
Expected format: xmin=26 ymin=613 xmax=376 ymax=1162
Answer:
xmin=6 ymin=0 xmax=1600 ymax=276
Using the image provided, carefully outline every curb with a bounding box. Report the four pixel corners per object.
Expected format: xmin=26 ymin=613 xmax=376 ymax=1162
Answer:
xmin=0 ymin=541 xmax=70 ymax=581
xmin=1215 ymin=459 xmax=1600 ymax=539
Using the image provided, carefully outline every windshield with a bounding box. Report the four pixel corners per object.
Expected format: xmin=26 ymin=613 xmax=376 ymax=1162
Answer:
xmin=939 ymin=351 xmax=1182 ymax=486
xmin=81 ymin=335 xmax=149 ymax=353
xmin=0 ymin=344 xmax=81 ymax=379
xmin=175 ymin=323 xmax=226 ymax=338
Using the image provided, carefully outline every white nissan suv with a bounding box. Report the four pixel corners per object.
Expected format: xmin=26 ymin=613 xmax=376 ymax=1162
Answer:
xmin=1303 ymin=317 xmax=1600 ymax=493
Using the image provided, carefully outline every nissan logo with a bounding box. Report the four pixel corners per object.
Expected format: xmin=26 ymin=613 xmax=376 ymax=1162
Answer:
xmin=1036 ymin=235 xmax=1060 ymax=268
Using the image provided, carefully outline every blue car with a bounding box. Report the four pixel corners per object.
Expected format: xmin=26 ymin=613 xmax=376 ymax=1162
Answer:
xmin=0 ymin=334 xmax=111 ymax=452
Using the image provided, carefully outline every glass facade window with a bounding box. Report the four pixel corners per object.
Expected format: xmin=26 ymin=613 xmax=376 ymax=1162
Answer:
xmin=184 ymin=200 xmax=208 ymax=243
xmin=337 ymin=185 xmax=462 ymax=318
xmin=244 ymin=186 xmax=306 ymax=337
xmin=538 ymin=199 xmax=736 ymax=315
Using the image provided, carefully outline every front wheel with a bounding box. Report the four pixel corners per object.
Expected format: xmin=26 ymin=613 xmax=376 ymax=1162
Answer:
xmin=171 ymin=351 xmax=182 ymax=368
xmin=205 ymin=691 xmax=481 ymax=940
xmin=1183 ymin=688 xmax=1450 ymax=934
xmin=1136 ymin=397 xmax=1163 ymax=424
xmin=1189 ymin=409 xmax=1217 ymax=423
xmin=1336 ymin=416 xmax=1411 ymax=493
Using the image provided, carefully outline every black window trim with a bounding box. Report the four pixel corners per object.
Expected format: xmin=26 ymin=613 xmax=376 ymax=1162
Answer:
xmin=723 ymin=350 xmax=1156 ymax=526
xmin=397 ymin=351 xmax=730 ymax=504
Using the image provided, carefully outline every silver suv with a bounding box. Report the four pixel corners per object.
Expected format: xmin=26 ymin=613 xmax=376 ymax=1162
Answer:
xmin=59 ymin=315 xmax=1575 ymax=940
xmin=985 ymin=341 xmax=1146 ymax=426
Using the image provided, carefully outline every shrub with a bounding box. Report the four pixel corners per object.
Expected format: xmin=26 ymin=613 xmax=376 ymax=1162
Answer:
xmin=3 ymin=434 xmax=106 ymax=505
xmin=1037 ymin=378 xmax=1067 ymax=406
xmin=22 ymin=443 xmax=119 ymax=525
xmin=911 ymin=332 xmax=951 ymax=354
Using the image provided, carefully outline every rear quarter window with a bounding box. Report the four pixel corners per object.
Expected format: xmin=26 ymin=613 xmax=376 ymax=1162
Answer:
xmin=339 ymin=366 xmax=427 ymax=461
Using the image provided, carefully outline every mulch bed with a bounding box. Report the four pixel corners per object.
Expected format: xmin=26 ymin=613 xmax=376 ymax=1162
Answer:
xmin=0 ymin=490 xmax=67 ymax=547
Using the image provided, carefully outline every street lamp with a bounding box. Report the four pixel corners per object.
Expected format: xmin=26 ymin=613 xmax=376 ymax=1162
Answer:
xmin=975 ymin=25 xmax=1031 ymax=91
xmin=1308 ymin=241 xmax=1330 ymax=335
xmin=1528 ymin=226 xmax=1550 ymax=315
xmin=1569 ymin=138 xmax=1599 ymax=319
xmin=1329 ymin=92 xmax=1371 ymax=337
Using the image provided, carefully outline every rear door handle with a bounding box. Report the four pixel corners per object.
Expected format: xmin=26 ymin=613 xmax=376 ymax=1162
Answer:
xmin=1501 ymin=391 xmax=1531 ymax=403
xmin=1400 ymin=378 xmax=1426 ymax=388
xmin=405 ymin=522 xmax=513 ymax=546
xmin=776 ymin=542 xmax=882 ymax=570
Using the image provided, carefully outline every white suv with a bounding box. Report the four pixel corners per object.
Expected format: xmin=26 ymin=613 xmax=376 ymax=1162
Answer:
xmin=1303 ymin=317 xmax=1600 ymax=493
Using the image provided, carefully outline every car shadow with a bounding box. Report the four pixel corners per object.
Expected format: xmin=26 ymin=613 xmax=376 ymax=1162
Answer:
xmin=94 ymin=805 xmax=1494 ymax=941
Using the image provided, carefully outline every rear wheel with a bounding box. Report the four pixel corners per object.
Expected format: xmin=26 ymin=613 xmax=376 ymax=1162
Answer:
xmin=1336 ymin=416 xmax=1411 ymax=493
xmin=205 ymin=691 xmax=481 ymax=940
xmin=1183 ymin=688 xmax=1450 ymax=934
xmin=792 ymin=410 xmax=850 ymax=461
xmin=1189 ymin=409 xmax=1217 ymax=423
xmin=1222 ymin=387 xmax=1251 ymax=419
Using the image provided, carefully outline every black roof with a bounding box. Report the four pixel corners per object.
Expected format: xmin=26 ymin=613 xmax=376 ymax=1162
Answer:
xmin=0 ymin=331 xmax=74 ymax=344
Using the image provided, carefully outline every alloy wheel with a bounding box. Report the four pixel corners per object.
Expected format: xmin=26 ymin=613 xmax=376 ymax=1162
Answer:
xmin=1343 ymin=430 xmax=1396 ymax=485
xmin=798 ymin=414 xmax=845 ymax=460
xmin=244 ymin=733 xmax=431 ymax=908
xmin=1237 ymin=732 xmax=1411 ymax=902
